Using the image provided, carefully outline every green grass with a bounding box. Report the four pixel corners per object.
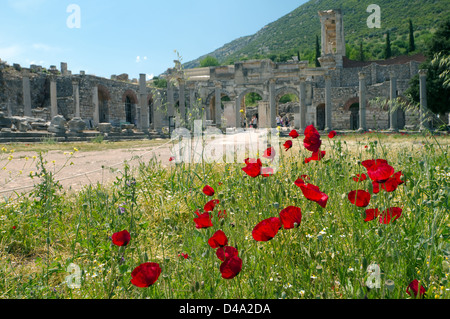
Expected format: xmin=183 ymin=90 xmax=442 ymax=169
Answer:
xmin=0 ymin=132 xmax=449 ymax=299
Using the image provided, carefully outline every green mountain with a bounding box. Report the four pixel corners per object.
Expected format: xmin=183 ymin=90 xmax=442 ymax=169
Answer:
xmin=183 ymin=0 xmax=450 ymax=69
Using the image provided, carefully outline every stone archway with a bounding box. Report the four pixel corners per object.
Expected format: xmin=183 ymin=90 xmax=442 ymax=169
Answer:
xmin=122 ymin=90 xmax=138 ymax=125
xmin=276 ymin=87 xmax=299 ymax=126
xmin=349 ymin=103 xmax=360 ymax=130
xmin=239 ymin=88 xmax=265 ymax=128
xmin=208 ymin=93 xmax=231 ymax=124
xmin=316 ymin=103 xmax=325 ymax=131
xmin=98 ymin=85 xmax=110 ymax=123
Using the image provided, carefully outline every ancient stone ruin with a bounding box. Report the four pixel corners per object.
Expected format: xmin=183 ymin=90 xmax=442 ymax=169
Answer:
xmin=0 ymin=9 xmax=447 ymax=144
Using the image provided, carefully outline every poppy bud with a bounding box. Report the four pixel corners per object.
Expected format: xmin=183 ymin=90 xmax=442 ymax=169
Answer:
xmin=386 ymin=280 xmax=395 ymax=292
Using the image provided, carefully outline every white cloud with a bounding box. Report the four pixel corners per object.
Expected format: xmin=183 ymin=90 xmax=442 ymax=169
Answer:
xmin=146 ymin=74 xmax=154 ymax=81
xmin=136 ymin=56 xmax=148 ymax=63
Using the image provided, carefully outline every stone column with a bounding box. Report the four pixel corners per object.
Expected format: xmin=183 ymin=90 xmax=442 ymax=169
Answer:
xmin=72 ymin=79 xmax=80 ymax=118
xmin=324 ymin=74 xmax=332 ymax=132
xmin=139 ymin=74 xmax=149 ymax=131
xmin=299 ymin=77 xmax=307 ymax=132
xmin=320 ymin=16 xmax=327 ymax=55
xmin=215 ymin=82 xmax=222 ymax=127
xmin=50 ymin=77 xmax=58 ymax=119
xmin=419 ymin=69 xmax=429 ymax=131
xmin=358 ymin=72 xmax=367 ymax=132
xmin=178 ymin=79 xmax=186 ymax=123
xmin=92 ymin=84 xmax=99 ymax=126
xmin=23 ymin=76 xmax=32 ymax=117
xmin=153 ymin=91 xmax=164 ymax=133
xmin=389 ymin=71 xmax=398 ymax=131
xmin=167 ymin=79 xmax=175 ymax=118
xmin=189 ymin=84 xmax=196 ymax=111
xmin=235 ymin=95 xmax=242 ymax=128
xmin=269 ymin=79 xmax=277 ymax=128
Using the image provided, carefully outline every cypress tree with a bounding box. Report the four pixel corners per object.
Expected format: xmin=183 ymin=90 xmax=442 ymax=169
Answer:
xmin=409 ymin=19 xmax=416 ymax=53
xmin=315 ymin=35 xmax=321 ymax=67
xmin=359 ymin=41 xmax=365 ymax=61
xmin=384 ymin=31 xmax=392 ymax=59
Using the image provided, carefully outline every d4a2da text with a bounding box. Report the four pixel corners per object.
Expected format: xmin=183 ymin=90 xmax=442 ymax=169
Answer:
xmin=224 ymin=304 xmax=271 ymax=314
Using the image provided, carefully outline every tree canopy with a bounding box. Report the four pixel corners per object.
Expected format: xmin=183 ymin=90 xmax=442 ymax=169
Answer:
xmin=199 ymin=56 xmax=220 ymax=68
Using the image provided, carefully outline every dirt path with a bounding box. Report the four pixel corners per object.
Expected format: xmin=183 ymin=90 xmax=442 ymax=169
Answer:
xmin=0 ymin=141 xmax=174 ymax=199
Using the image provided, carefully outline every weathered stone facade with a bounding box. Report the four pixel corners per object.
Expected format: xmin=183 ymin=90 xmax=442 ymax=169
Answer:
xmin=0 ymin=9 xmax=445 ymax=136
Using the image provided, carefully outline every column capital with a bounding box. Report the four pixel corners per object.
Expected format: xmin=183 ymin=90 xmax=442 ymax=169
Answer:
xmin=269 ymin=78 xmax=277 ymax=85
xmin=299 ymin=75 xmax=307 ymax=82
xmin=324 ymin=73 xmax=332 ymax=81
xmin=72 ymin=79 xmax=80 ymax=86
xmin=389 ymin=71 xmax=397 ymax=78
xmin=419 ymin=69 xmax=428 ymax=76
xmin=358 ymin=72 xmax=366 ymax=80
xmin=214 ymin=81 xmax=222 ymax=89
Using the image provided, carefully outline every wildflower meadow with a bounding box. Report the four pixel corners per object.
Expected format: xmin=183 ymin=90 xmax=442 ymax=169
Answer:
xmin=0 ymin=127 xmax=449 ymax=303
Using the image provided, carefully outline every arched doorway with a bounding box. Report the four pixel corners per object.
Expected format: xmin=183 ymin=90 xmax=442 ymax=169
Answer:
xmin=240 ymin=91 xmax=263 ymax=128
xmin=125 ymin=96 xmax=133 ymax=124
xmin=209 ymin=94 xmax=230 ymax=124
xmin=148 ymin=97 xmax=154 ymax=128
xmin=277 ymin=91 xmax=299 ymax=128
xmin=98 ymin=86 xmax=110 ymax=123
xmin=316 ymin=104 xmax=325 ymax=131
xmin=349 ymin=103 xmax=359 ymax=130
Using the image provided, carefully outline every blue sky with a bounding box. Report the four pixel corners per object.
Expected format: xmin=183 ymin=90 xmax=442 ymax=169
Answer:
xmin=0 ymin=0 xmax=308 ymax=80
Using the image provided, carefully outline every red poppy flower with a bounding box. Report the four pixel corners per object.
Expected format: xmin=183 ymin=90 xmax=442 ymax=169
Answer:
xmin=393 ymin=171 xmax=405 ymax=185
xmin=252 ymin=217 xmax=282 ymax=242
xmin=261 ymin=167 xmax=274 ymax=177
xmin=130 ymin=262 xmax=162 ymax=288
xmin=179 ymin=253 xmax=190 ymax=259
xmin=372 ymin=181 xmax=380 ymax=194
xmin=112 ymin=230 xmax=131 ymax=247
xmin=406 ymin=279 xmax=426 ymax=298
xmin=279 ymin=206 xmax=302 ymax=229
xmin=203 ymin=185 xmax=215 ymax=196
xmin=348 ymin=190 xmax=371 ymax=208
xmin=294 ymin=178 xmax=306 ymax=188
xmin=353 ymin=174 xmax=367 ymax=182
xmin=305 ymin=151 xmax=326 ymax=164
xmin=298 ymin=183 xmax=329 ymax=208
xmin=364 ymin=208 xmax=380 ymax=222
xmin=193 ymin=210 xmax=213 ymax=229
xmin=303 ymin=125 xmax=322 ymax=153
xmin=12 ymin=226 xmax=17 ymax=230
xmin=204 ymin=199 xmax=220 ymax=212
xmin=220 ymin=256 xmax=243 ymax=280
xmin=216 ymin=246 xmax=239 ymax=262
xmin=208 ymin=230 xmax=228 ymax=249
xmin=263 ymin=146 xmax=276 ymax=160
xmin=283 ymin=140 xmax=293 ymax=151
xmin=218 ymin=210 xmax=227 ymax=220
xmin=169 ymin=157 xmax=175 ymax=162
xmin=379 ymin=207 xmax=403 ymax=225
xmin=368 ymin=163 xmax=395 ymax=183
xmin=362 ymin=159 xmax=395 ymax=183
xmin=289 ymin=130 xmax=300 ymax=139
xmin=242 ymin=158 xmax=262 ymax=178
xmin=328 ymin=131 xmax=337 ymax=139
xmin=381 ymin=178 xmax=400 ymax=192
xmin=362 ymin=159 xmax=389 ymax=170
